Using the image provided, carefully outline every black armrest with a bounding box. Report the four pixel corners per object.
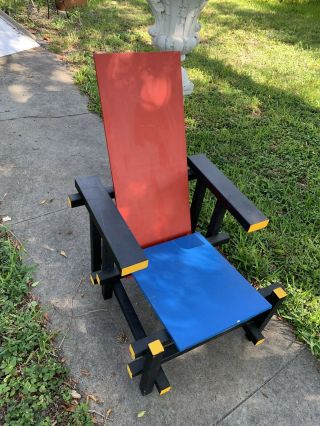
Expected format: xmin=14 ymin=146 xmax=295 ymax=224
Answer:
xmin=188 ymin=154 xmax=269 ymax=232
xmin=75 ymin=176 xmax=148 ymax=276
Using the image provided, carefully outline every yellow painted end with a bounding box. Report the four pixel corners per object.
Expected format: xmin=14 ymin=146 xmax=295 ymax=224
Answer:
xmin=129 ymin=344 xmax=135 ymax=360
xmin=255 ymin=338 xmax=265 ymax=346
xmin=248 ymin=219 xmax=269 ymax=233
xmin=96 ymin=273 xmax=101 ymax=285
xmin=89 ymin=274 xmax=95 ymax=285
xmin=160 ymin=386 xmax=171 ymax=396
xmin=273 ymin=287 xmax=287 ymax=300
xmin=67 ymin=196 xmax=72 ymax=208
xmin=121 ymin=260 xmax=148 ymax=277
xmin=148 ymin=340 xmax=164 ymax=356
xmin=127 ymin=365 xmax=133 ymax=379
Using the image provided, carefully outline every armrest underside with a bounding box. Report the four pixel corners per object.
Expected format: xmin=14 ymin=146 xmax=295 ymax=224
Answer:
xmin=75 ymin=176 xmax=148 ymax=276
xmin=188 ymin=154 xmax=269 ymax=232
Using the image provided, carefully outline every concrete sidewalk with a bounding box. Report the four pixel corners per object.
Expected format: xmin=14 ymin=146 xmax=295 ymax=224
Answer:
xmin=1 ymin=48 xmax=319 ymax=426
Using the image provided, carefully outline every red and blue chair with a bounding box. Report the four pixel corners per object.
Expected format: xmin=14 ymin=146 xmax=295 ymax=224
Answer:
xmin=68 ymin=51 xmax=287 ymax=396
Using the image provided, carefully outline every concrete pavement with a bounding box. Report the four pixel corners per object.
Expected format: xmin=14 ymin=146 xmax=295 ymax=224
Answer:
xmin=1 ymin=48 xmax=319 ymax=425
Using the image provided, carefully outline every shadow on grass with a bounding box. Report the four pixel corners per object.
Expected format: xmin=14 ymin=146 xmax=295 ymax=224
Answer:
xmin=184 ymin=51 xmax=319 ymax=289
xmin=201 ymin=0 xmax=320 ymax=50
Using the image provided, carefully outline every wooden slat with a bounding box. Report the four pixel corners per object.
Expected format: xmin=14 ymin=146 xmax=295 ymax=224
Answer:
xmin=94 ymin=52 xmax=191 ymax=247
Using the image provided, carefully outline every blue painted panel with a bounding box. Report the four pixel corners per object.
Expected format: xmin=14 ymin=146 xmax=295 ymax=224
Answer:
xmin=133 ymin=233 xmax=271 ymax=351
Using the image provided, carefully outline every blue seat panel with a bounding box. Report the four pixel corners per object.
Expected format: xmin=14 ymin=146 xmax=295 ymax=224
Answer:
xmin=133 ymin=233 xmax=271 ymax=351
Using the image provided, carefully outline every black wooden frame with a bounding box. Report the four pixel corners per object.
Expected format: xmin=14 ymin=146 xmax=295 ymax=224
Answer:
xmin=68 ymin=154 xmax=286 ymax=396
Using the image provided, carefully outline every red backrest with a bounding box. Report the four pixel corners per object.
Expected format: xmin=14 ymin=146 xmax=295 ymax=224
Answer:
xmin=94 ymin=52 xmax=191 ymax=247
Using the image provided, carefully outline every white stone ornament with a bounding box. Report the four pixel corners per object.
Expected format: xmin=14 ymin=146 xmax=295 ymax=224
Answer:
xmin=147 ymin=0 xmax=208 ymax=95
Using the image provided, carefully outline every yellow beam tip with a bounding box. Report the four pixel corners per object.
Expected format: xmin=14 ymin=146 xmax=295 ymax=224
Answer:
xmin=255 ymin=338 xmax=265 ymax=346
xmin=129 ymin=344 xmax=135 ymax=360
xmin=160 ymin=386 xmax=171 ymax=396
xmin=121 ymin=260 xmax=148 ymax=277
xmin=148 ymin=340 xmax=164 ymax=356
xmin=273 ymin=287 xmax=287 ymax=300
xmin=89 ymin=274 xmax=95 ymax=285
xmin=67 ymin=197 xmax=72 ymax=208
xmin=248 ymin=219 xmax=269 ymax=233
xmin=127 ymin=365 xmax=133 ymax=379
xmin=96 ymin=273 xmax=101 ymax=285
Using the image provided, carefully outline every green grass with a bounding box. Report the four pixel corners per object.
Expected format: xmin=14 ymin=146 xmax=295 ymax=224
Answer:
xmin=0 ymin=228 xmax=92 ymax=425
xmin=5 ymin=0 xmax=320 ymax=356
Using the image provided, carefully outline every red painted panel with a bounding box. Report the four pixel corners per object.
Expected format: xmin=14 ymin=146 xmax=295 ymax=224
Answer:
xmin=94 ymin=52 xmax=191 ymax=247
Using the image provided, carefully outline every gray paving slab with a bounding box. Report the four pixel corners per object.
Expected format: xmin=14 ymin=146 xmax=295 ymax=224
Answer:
xmin=0 ymin=49 xmax=110 ymax=223
xmin=1 ymin=48 xmax=319 ymax=425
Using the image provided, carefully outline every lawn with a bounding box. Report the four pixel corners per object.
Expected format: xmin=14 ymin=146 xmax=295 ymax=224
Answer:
xmin=0 ymin=228 xmax=92 ymax=425
xmin=4 ymin=0 xmax=320 ymax=358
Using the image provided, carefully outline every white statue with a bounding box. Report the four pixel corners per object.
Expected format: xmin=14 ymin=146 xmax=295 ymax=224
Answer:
xmin=147 ymin=0 xmax=208 ymax=95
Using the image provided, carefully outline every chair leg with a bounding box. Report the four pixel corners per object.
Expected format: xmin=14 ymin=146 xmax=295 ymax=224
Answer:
xmin=90 ymin=218 xmax=101 ymax=273
xmin=101 ymin=240 xmax=115 ymax=300
xmin=139 ymin=340 xmax=165 ymax=396
xmin=244 ymin=284 xmax=287 ymax=345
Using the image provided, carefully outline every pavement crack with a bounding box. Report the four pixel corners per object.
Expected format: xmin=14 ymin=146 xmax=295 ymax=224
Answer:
xmin=0 ymin=112 xmax=90 ymax=122
xmin=12 ymin=207 xmax=68 ymax=226
xmin=215 ymin=347 xmax=306 ymax=425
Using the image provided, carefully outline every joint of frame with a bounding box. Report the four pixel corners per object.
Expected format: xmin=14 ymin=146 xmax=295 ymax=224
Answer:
xmin=273 ymin=287 xmax=287 ymax=300
xmin=90 ymin=274 xmax=99 ymax=285
xmin=129 ymin=344 xmax=136 ymax=360
xmin=148 ymin=340 xmax=164 ymax=357
xmin=96 ymin=269 xmax=120 ymax=286
xmin=127 ymin=364 xmax=133 ymax=379
xmin=67 ymin=193 xmax=84 ymax=208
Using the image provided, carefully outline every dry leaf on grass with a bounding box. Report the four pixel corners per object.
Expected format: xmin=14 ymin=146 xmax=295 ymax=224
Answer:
xmin=86 ymin=394 xmax=103 ymax=404
xmin=137 ymin=410 xmax=146 ymax=418
xmin=60 ymin=250 xmax=67 ymax=258
xmin=71 ymin=390 xmax=81 ymax=399
xmin=66 ymin=402 xmax=78 ymax=412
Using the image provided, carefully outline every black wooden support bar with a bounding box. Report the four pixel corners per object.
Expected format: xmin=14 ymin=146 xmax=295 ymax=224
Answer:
xmin=96 ymin=268 xmax=121 ymax=285
xmin=188 ymin=154 xmax=269 ymax=233
xmin=139 ymin=341 xmax=165 ymax=395
xmin=188 ymin=168 xmax=197 ymax=181
xmin=113 ymin=281 xmax=171 ymax=394
xmin=206 ymin=200 xmax=227 ymax=237
xmin=67 ymin=193 xmax=84 ymax=208
xmin=243 ymin=323 xmax=265 ymax=346
xmin=113 ymin=281 xmax=146 ymax=340
xmin=206 ymin=232 xmax=230 ymax=247
xmin=190 ymin=178 xmax=206 ymax=232
xmin=129 ymin=329 xmax=171 ymax=360
xmin=75 ymin=176 xmax=148 ymax=277
xmin=68 ymin=186 xmax=114 ymax=207
xmin=105 ymin=185 xmax=115 ymax=198
xmin=100 ymin=240 xmax=116 ymax=299
xmin=243 ymin=284 xmax=287 ymax=344
xmin=90 ymin=218 xmax=101 ymax=274
xmin=256 ymin=284 xmax=287 ymax=331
